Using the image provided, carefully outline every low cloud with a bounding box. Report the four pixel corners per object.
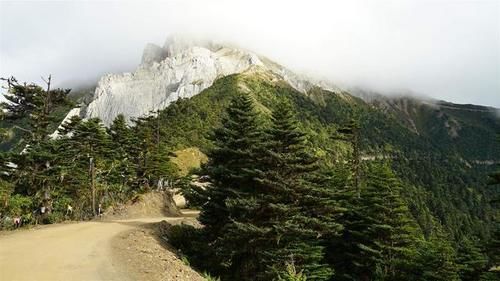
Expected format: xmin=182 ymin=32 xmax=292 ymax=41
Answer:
xmin=1 ymin=0 xmax=499 ymax=107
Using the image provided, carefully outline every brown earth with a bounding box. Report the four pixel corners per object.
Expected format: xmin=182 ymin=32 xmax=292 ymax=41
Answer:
xmin=0 ymin=191 xmax=204 ymax=281
xmin=111 ymin=212 xmax=205 ymax=281
xmin=104 ymin=191 xmax=181 ymax=219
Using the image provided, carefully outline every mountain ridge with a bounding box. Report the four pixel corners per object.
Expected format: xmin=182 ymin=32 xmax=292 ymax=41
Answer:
xmin=81 ymin=37 xmax=341 ymax=126
xmin=68 ymin=36 xmax=499 ymax=130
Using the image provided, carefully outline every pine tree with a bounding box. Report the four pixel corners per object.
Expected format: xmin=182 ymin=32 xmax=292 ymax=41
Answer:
xmin=0 ymin=77 xmax=72 ymax=215
xmin=132 ymin=114 xmax=177 ymax=190
xmin=412 ymin=234 xmax=461 ymax=281
xmin=456 ymin=237 xmax=489 ymax=281
xmin=58 ymin=118 xmax=112 ymax=216
xmin=200 ymin=99 xmax=339 ymax=280
xmin=107 ymin=114 xmax=137 ymax=187
xmin=484 ymin=135 xmax=500 ymax=275
xmin=256 ymin=102 xmax=340 ymax=281
xmin=12 ymin=140 xmax=64 ymax=214
xmin=199 ymin=93 xmax=264 ymax=239
xmin=331 ymin=162 xmax=421 ymax=281
xmin=0 ymin=76 xmax=71 ymax=144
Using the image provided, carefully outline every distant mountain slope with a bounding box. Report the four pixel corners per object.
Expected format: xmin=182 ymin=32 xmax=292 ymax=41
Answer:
xmin=358 ymin=93 xmax=500 ymax=160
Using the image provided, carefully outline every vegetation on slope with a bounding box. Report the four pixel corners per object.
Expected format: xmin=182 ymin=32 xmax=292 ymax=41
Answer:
xmin=169 ymin=91 xmax=498 ymax=280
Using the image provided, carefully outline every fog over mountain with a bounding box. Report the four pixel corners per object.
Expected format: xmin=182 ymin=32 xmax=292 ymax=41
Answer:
xmin=0 ymin=0 xmax=499 ymax=107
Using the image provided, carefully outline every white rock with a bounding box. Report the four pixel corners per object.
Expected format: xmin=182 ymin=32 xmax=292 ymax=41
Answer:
xmin=83 ymin=36 xmax=340 ymax=126
xmin=49 ymin=107 xmax=82 ymax=139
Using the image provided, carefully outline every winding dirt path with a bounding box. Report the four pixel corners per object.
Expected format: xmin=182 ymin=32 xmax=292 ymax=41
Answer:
xmin=0 ymin=216 xmax=194 ymax=281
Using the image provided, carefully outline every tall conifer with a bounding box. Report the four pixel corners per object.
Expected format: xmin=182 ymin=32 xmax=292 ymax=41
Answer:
xmin=255 ymin=102 xmax=337 ymax=281
xmin=199 ymin=93 xmax=263 ymax=237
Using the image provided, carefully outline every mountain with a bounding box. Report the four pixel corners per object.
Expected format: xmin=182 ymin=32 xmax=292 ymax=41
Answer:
xmin=82 ymin=37 xmax=338 ymax=126
xmin=1 ymin=36 xmax=499 ymax=279
xmin=2 ymin=36 xmax=499 ymax=240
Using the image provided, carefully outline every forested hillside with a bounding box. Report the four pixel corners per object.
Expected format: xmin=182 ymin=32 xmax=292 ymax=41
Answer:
xmin=153 ymin=70 xmax=499 ymax=240
xmin=0 ymin=70 xmax=498 ymax=280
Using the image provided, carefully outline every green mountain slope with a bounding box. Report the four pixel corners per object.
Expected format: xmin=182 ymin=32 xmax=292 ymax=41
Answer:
xmin=368 ymin=96 xmax=500 ymax=160
xmin=154 ymin=68 xmax=499 ymax=241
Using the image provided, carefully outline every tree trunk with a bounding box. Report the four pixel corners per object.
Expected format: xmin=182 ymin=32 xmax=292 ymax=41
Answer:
xmin=90 ymin=157 xmax=96 ymax=216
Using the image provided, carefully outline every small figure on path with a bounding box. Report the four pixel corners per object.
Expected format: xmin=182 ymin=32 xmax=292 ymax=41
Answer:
xmin=98 ymin=203 xmax=102 ymax=218
xmin=13 ymin=216 xmax=21 ymax=228
xmin=66 ymin=204 xmax=73 ymax=217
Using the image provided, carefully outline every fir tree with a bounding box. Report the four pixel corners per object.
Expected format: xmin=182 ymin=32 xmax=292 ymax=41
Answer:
xmin=484 ymin=135 xmax=500 ymax=275
xmin=0 ymin=77 xmax=72 ymax=214
xmin=331 ymin=162 xmax=420 ymax=281
xmin=412 ymin=234 xmax=461 ymax=281
xmin=58 ymin=118 xmax=112 ymax=216
xmin=0 ymin=76 xmax=71 ymax=144
xmin=132 ymin=114 xmax=177 ymax=189
xmin=456 ymin=237 xmax=489 ymax=281
xmin=199 ymin=93 xmax=264 ymax=239
xmin=11 ymin=140 xmax=64 ymax=214
xmin=324 ymin=170 xmax=362 ymax=281
xmin=107 ymin=114 xmax=137 ymax=187
xmin=255 ymin=102 xmax=338 ymax=281
xmin=364 ymin=163 xmax=420 ymax=280
xmin=277 ymin=262 xmax=308 ymax=281
xmin=200 ymin=99 xmax=338 ymax=280
xmin=484 ymin=144 xmax=500 ymax=279
xmin=57 ymin=115 xmax=83 ymax=136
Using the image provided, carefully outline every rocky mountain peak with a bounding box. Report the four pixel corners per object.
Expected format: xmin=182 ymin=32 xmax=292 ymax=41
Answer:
xmin=82 ymin=36 xmax=339 ymax=126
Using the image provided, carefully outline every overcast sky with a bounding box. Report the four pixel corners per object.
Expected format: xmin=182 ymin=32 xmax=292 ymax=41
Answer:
xmin=0 ymin=0 xmax=499 ymax=107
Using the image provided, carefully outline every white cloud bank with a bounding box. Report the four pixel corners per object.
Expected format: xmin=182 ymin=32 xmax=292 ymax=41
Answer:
xmin=0 ymin=0 xmax=499 ymax=107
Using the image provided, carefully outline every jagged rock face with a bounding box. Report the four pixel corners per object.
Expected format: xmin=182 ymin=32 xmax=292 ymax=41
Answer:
xmin=85 ymin=37 xmax=338 ymax=125
xmin=86 ymin=39 xmax=263 ymax=125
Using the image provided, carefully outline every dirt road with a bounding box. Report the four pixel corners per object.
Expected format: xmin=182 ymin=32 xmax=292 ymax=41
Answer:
xmin=0 ymin=216 xmax=195 ymax=281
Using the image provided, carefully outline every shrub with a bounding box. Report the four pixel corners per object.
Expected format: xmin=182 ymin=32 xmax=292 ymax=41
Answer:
xmin=42 ymin=212 xmax=64 ymax=224
xmin=167 ymin=224 xmax=221 ymax=275
xmin=7 ymin=194 xmax=33 ymax=216
xmin=180 ymin=256 xmax=191 ymax=266
xmin=202 ymin=272 xmax=221 ymax=281
xmin=276 ymin=263 xmax=308 ymax=281
xmin=1 ymin=217 xmax=14 ymax=230
xmin=52 ymin=196 xmax=72 ymax=214
xmin=168 ymin=224 xmax=201 ymax=252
